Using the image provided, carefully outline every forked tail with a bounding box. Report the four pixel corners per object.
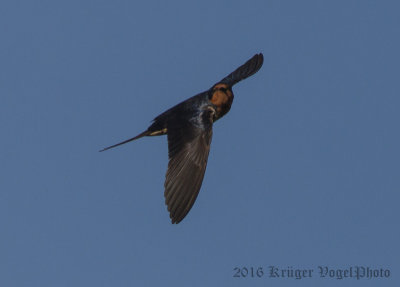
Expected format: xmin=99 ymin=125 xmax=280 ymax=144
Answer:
xmin=99 ymin=130 xmax=150 ymax=152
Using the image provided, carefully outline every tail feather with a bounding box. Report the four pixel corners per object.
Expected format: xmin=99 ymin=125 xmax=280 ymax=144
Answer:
xmin=99 ymin=130 xmax=150 ymax=152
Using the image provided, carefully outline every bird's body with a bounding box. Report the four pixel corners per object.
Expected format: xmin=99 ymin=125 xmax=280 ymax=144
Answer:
xmin=101 ymin=53 xmax=264 ymax=223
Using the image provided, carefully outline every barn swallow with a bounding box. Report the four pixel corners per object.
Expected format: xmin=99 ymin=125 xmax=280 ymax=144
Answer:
xmin=100 ymin=53 xmax=264 ymax=224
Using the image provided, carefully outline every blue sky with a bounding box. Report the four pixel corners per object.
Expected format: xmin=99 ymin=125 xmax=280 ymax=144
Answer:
xmin=1 ymin=1 xmax=399 ymax=286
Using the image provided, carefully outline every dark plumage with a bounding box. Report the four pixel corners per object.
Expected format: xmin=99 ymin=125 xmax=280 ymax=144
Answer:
xmin=101 ymin=53 xmax=264 ymax=223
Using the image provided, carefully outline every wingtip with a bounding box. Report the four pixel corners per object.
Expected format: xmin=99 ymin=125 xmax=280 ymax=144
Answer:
xmin=170 ymin=214 xmax=181 ymax=224
xmin=258 ymin=52 xmax=264 ymax=62
xmin=218 ymin=52 xmax=264 ymax=86
xmin=253 ymin=52 xmax=264 ymax=69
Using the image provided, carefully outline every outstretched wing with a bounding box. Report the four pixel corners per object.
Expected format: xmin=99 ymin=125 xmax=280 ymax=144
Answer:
xmin=219 ymin=53 xmax=264 ymax=86
xmin=164 ymin=107 xmax=215 ymax=224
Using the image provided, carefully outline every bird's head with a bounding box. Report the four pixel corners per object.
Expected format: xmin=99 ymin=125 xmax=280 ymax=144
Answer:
xmin=208 ymin=83 xmax=234 ymax=120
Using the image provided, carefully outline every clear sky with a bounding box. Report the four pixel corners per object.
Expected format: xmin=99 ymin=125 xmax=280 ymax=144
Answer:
xmin=1 ymin=1 xmax=399 ymax=286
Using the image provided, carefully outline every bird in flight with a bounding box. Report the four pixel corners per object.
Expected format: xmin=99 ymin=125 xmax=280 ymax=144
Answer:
xmin=100 ymin=53 xmax=264 ymax=223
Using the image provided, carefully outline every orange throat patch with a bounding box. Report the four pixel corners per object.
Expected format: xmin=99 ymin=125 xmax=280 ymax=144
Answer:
xmin=210 ymin=84 xmax=233 ymax=118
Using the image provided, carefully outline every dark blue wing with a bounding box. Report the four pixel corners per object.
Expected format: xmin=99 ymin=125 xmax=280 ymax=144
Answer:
xmin=164 ymin=107 xmax=215 ymax=223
